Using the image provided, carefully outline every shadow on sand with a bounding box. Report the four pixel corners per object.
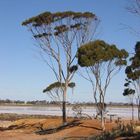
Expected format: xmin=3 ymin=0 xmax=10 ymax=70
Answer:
xmin=35 ymin=120 xmax=82 ymax=135
xmin=0 ymin=124 xmax=31 ymax=131
xmin=79 ymin=124 xmax=102 ymax=131
xmin=61 ymin=136 xmax=88 ymax=140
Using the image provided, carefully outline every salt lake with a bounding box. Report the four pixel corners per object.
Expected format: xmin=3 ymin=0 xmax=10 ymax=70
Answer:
xmin=0 ymin=105 xmax=138 ymax=120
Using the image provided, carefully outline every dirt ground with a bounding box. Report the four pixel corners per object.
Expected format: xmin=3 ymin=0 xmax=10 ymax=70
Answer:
xmin=0 ymin=117 xmax=119 ymax=140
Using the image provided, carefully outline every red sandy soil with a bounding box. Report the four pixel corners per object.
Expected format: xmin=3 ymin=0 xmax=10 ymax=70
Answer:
xmin=0 ymin=118 xmax=119 ymax=140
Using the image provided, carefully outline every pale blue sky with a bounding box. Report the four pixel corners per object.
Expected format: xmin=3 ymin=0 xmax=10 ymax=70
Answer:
xmin=0 ymin=0 xmax=139 ymax=102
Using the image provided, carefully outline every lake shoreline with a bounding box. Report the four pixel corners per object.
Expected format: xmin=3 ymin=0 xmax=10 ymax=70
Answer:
xmin=0 ymin=103 xmax=137 ymax=108
xmin=0 ymin=113 xmax=64 ymax=121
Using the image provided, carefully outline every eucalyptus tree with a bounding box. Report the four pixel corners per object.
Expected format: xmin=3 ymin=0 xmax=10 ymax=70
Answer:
xmin=22 ymin=11 xmax=99 ymax=124
xmin=78 ymin=40 xmax=128 ymax=130
xmin=125 ymin=42 xmax=140 ymax=120
xmin=123 ymin=79 xmax=135 ymax=120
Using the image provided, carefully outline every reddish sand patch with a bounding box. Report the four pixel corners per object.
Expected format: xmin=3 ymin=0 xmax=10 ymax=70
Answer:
xmin=0 ymin=118 xmax=118 ymax=140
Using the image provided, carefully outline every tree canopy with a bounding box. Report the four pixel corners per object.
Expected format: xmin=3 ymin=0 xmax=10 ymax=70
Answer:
xmin=22 ymin=11 xmax=96 ymax=26
xmin=22 ymin=11 xmax=98 ymax=83
xmin=125 ymin=42 xmax=140 ymax=80
xmin=123 ymin=79 xmax=135 ymax=96
xmin=43 ymin=82 xmax=75 ymax=93
xmin=123 ymin=88 xmax=135 ymax=96
xmin=22 ymin=11 xmax=97 ymax=40
xmin=78 ymin=40 xmax=128 ymax=67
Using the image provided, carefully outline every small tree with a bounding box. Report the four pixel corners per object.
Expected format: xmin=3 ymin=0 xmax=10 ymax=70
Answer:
xmin=22 ymin=11 xmax=99 ymax=124
xmin=123 ymin=79 xmax=135 ymax=121
xmin=78 ymin=40 xmax=128 ymax=130
xmin=125 ymin=42 xmax=140 ymax=120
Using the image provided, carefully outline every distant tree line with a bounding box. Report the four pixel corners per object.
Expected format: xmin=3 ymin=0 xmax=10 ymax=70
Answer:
xmin=0 ymin=99 xmax=66 ymax=105
xmin=0 ymin=99 xmax=134 ymax=106
xmin=0 ymin=99 xmax=25 ymax=104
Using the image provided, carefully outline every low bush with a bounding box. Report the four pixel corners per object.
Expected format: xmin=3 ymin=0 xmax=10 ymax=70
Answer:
xmin=89 ymin=121 xmax=137 ymax=140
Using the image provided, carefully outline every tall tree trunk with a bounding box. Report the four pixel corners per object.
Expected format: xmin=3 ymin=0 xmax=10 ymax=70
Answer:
xmin=132 ymin=98 xmax=134 ymax=121
xmin=138 ymin=98 xmax=140 ymax=121
xmin=101 ymin=110 xmax=105 ymax=131
xmin=100 ymin=94 xmax=105 ymax=131
xmin=137 ymin=96 xmax=140 ymax=120
xmin=62 ymin=86 xmax=67 ymax=125
xmin=132 ymin=104 xmax=134 ymax=121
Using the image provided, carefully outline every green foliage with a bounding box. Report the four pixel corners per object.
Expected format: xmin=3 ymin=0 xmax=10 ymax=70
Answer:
xmin=22 ymin=11 xmax=96 ymax=37
xmin=78 ymin=40 xmax=128 ymax=67
xmin=43 ymin=82 xmax=63 ymax=92
xmin=124 ymin=82 xmax=129 ymax=87
xmin=123 ymin=88 xmax=135 ymax=96
xmin=34 ymin=33 xmax=52 ymax=38
xmin=89 ymin=122 xmax=135 ymax=140
xmin=68 ymin=82 xmax=75 ymax=88
xmin=69 ymin=65 xmax=78 ymax=73
xmin=22 ymin=11 xmax=95 ymax=26
xmin=125 ymin=42 xmax=140 ymax=81
xmin=88 ymin=131 xmax=113 ymax=140
xmin=43 ymin=82 xmax=75 ymax=93
xmin=54 ymin=25 xmax=69 ymax=36
xmin=123 ymin=78 xmax=135 ymax=97
xmin=117 ymin=122 xmax=134 ymax=137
